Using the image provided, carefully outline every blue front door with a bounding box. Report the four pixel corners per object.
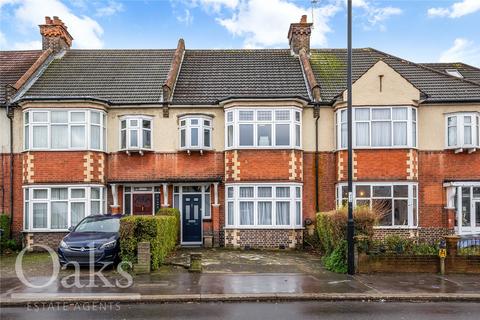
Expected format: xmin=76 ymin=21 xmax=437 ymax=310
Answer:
xmin=182 ymin=194 xmax=202 ymax=243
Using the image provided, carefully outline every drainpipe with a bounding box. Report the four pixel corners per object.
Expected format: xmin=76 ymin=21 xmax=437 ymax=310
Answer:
xmin=6 ymin=104 xmax=14 ymax=239
xmin=314 ymin=104 xmax=320 ymax=213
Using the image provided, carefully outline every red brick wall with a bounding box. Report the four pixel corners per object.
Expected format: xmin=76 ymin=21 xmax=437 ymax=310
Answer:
xmin=224 ymin=149 xmax=302 ymax=182
xmin=337 ymin=149 xmax=415 ymax=182
xmin=303 ymin=152 xmax=336 ymax=220
xmin=1 ymin=154 xmax=24 ymax=234
xmin=108 ymin=152 xmax=224 ymax=182
xmin=23 ymin=151 xmax=106 ymax=184
xmin=418 ymin=150 xmax=480 ymax=228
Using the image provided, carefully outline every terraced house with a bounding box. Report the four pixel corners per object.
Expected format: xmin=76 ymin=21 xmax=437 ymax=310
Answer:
xmin=1 ymin=16 xmax=479 ymax=249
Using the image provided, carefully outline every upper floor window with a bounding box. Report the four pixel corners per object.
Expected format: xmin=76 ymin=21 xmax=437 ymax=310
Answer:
xmin=336 ymin=107 xmax=417 ymax=149
xmin=225 ymin=108 xmax=301 ymax=149
xmin=120 ymin=116 xmax=152 ymax=151
xmin=24 ymin=109 xmax=106 ymax=151
xmin=179 ymin=115 xmax=212 ymax=151
xmin=445 ymin=113 xmax=479 ymax=150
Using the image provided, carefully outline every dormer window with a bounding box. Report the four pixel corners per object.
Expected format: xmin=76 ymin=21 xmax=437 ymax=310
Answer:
xmin=120 ymin=115 xmax=152 ymax=152
xmin=446 ymin=113 xmax=479 ymax=152
xmin=445 ymin=69 xmax=463 ymax=78
xmin=179 ymin=115 xmax=213 ymax=151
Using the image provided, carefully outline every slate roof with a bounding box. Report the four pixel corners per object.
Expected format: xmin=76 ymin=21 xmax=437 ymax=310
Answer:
xmin=310 ymin=48 xmax=480 ymax=103
xmin=420 ymin=62 xmax=480 ymax=84
xmin=0 ymin=50 xmax=43 ymax=105
xmin=172 ymin=49 xmax=310 ymax=104
xmin=25 ymin=49 xmax=175 ymax=104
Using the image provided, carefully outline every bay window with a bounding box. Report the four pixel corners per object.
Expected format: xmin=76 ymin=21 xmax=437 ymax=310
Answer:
xmin=225 ymin=108 xmax=302 ymax=149
xmin=120 ymin=115 xmax=152 ymax=151
xmin=179 ymin=115 xmax=213 ymax=150
xmin=336 ymin=106 xmax=417 ymax=149
xmin=24 ymin=185 xmax=106 ymax=231
xmin=24 ymin=109 xmax=106 ymax=151
xmin=336 ymin=182 xmax=418 ymax=228
xmin=445 ymin=112 xmax=479 ymax=150
xmin=225 ymin=184 xmax=302 ymax=228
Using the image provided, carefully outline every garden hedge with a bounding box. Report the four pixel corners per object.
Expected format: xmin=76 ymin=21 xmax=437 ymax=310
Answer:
xmin=316 ymin=206 xmax=379 ymax=273
xmin=119 ymin=210 xmax=180 ymax=271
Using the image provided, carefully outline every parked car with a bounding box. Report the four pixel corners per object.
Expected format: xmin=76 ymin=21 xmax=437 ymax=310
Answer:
xmin=57 ymin=214 xmax=123 ymax=266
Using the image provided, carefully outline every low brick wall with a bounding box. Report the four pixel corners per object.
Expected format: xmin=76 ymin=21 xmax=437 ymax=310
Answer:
xmin=24 ymin=232 xmax=67 ymax=251
xmin=358 ymin=253 xmax=480 ymax=274
xmin=373 ymin=227 xmax=450 ymax=242
xmin=358 ymin=254 xmax=440 ymax=273
xmin=445 ymin=256 xmax=480 ymax=274
xmin=224 ymin=229 xmax=303 ymax=249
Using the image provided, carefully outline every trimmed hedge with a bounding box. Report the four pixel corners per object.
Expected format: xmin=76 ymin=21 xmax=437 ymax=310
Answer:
xmin=0 ymin=214 xmax=10 ymax=242
xmin=119 ymin=210 xmax=180 ymax=271
xmin=156 ymin=208 xmax=179 ymax=216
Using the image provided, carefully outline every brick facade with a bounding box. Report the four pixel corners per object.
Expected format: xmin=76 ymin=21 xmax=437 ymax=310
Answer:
xmin=224 ymin=229 xmax=303 ymax=249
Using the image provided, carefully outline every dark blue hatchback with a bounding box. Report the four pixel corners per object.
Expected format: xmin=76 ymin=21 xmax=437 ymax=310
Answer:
xmin=58 ymin=214 xmax=123 ymax=266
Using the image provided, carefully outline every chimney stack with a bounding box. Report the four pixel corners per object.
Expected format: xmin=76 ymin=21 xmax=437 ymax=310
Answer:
xmin=39 ymin=16 xmax=73 ymax=52
xmin=287 ymin=15 xmax=312 ymax=56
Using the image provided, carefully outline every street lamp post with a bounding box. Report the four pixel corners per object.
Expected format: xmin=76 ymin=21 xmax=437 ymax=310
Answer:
xmin=346 ymin=0 xmax=355 ymax=275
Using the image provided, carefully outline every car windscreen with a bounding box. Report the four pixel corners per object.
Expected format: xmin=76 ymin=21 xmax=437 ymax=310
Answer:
xmin=74 ymin=217 xmax=120 ymax=233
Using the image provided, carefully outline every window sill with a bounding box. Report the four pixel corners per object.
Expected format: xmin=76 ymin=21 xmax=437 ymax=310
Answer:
xmin=24 ymin=149 xmax=106 ymax=152
xmin=23 ymin=229 xmax=70 ymax=233
xmin=336 ymin=146 xmax=417 ymax=151
xmin=223 ymin=226 xmax=304 ymax=230
xmin=373 ymin=226 xmax=418 ymax=230
xmin=226 ymin=147 xmax=302 ymax=151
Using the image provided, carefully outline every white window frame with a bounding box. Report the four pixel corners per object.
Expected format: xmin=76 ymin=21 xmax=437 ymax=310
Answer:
xmin=224 ymin=183 xmax=303 ymax=229
xmin=225 ymin=107 xmax=302 ymax=150
xmin=444 ymin=181 xmax=480 ymax=235
xmin=23 ymin=185 xmax=106 ymax=232
xmin=23 ymin=109 xmax=106 ymax=152
xmin=336 ymin=106 xmax=417 ymax=150
xmin=444 ymin=112 xmax=479 ymax=151
xmin=119 ymin=115 xmax=153 ymax=151
xmin=178 ymin=115 xmax=213 ymax=151
xmin=336 ymin=182 xmax=418 ymax=229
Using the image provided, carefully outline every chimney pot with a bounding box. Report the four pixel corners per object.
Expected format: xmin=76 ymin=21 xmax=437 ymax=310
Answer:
xmin=287 ymin=15 xmax=313 ymax=56
xmin=39 ymin=15 xmax=73 ymax=52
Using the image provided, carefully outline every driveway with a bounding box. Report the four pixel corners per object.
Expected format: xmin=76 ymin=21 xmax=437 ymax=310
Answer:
xmin=165 ymin=248 xmax=325 ymax=274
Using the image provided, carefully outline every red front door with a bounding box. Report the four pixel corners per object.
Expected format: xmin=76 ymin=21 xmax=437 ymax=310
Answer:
xmin=132 ymin=194 xmax=153 ymax=215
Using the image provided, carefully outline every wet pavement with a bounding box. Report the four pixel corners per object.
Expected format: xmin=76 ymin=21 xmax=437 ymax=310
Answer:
xmin=1 ymin=249 xmax=479 ymax=302
xmin=2 ymin=301 xmax=480 ymax=320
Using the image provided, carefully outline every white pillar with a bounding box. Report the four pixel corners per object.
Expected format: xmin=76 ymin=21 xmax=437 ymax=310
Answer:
xmin=110 ymin=184 xmax=120 ymax=213
xmin=163 ymin=183 xmax=169 ymax=207
xmin=213 ymin=183 xmax=219 ymax=206
xmin=445 ymin=186 xmax=457 ymax=209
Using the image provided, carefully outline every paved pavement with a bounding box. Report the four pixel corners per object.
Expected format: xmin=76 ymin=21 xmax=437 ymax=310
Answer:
xmin=1 ymin=249 xmax=479 ymax=305
xmin=2 ymin=301 xmax=480 ymax=320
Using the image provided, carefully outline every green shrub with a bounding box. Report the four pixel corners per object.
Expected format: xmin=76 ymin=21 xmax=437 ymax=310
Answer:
xmin=119 ymin=211 xmax=179 ymax=271
xmin=322 ymin=240 xmax=348 ymax=273
xmin=316 ymin=206 xmax=379 ymax=273
xmin=0 ymin=214 xmax=10 ymax=241
xmin=156 ymin=208 xmax=179 ymax=216
xmin=316 ymin=206 xmax=379 ymax=255
xmin=0 ymin=214 xmax=11 ymax=252
xmin=374 ymin=235 xmax=438 ymax=255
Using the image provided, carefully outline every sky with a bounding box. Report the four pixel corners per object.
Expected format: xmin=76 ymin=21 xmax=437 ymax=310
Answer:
xmin=0 ymin=0 xmax=479 ymax=66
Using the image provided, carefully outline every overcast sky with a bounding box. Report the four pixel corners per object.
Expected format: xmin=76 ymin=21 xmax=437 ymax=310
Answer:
xmin=0 ymin=0 xmax=479 ymax=66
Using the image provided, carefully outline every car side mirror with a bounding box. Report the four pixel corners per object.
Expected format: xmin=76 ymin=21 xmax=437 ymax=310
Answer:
xmin=68 ymin=226 xmax=75 ymax=232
